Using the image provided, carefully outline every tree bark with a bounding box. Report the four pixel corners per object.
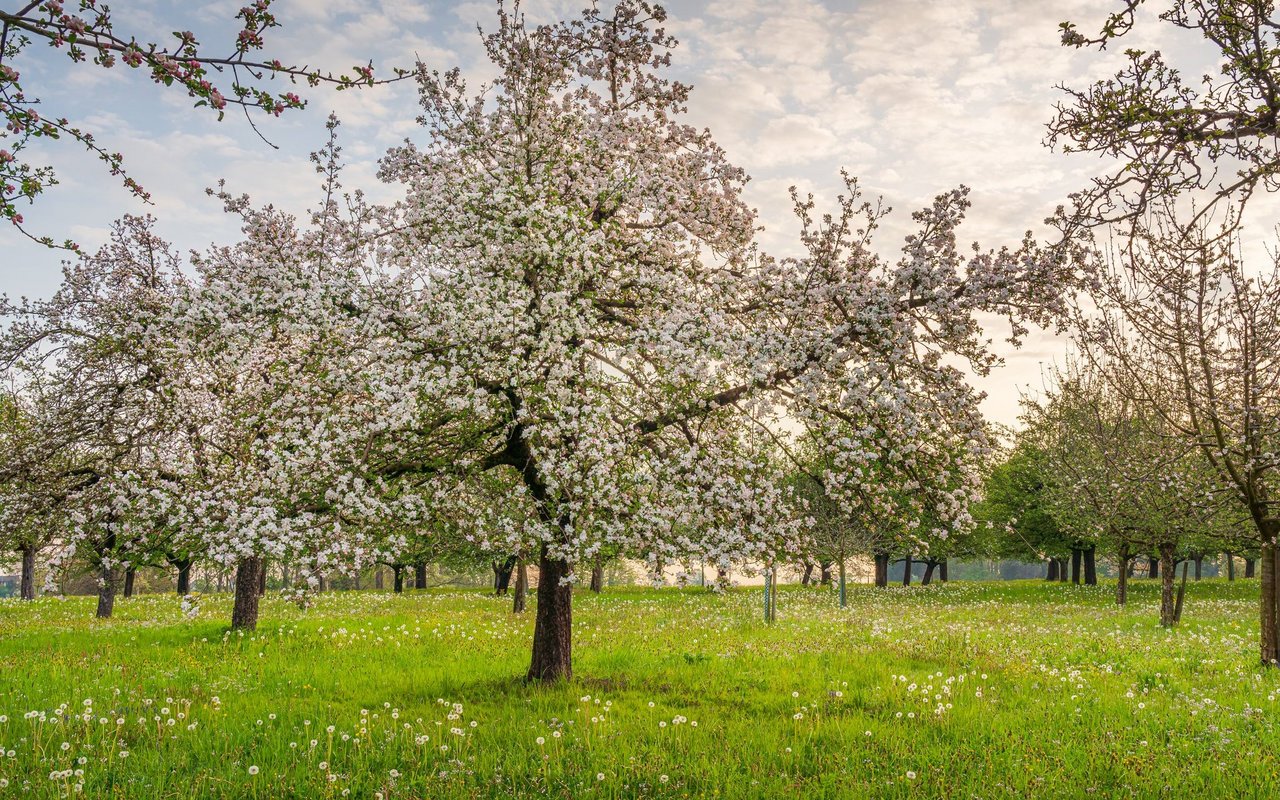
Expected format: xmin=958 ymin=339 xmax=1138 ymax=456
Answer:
xmin=494 ymin=556 xmax=516 ymax=595
xmin=1116 ymin=544 xmax=1129 ymax=606
xmin=838 ymin=558 xmax=847 ymax=607
xmin=1148 ymin=556 xmax=1159 ymax=579
xmin=512 ymin=557 xmax=528 ymax=613
xmin=231 ymin=556 xmax=263 ymax=631
xmin=1174 ymin=561 xmax=1189 ymax=624
xmin=1159 ymin=543 xmax=1176 ymax=628
xmin=175 ymin=560 xmax=192 ymax=595
xmin=874 ymin=553 xmax=889 ymax=587
xmin=19 ymin=544 xmax=36 ymax=600
xmin=921 ymin=561 xmax=936 ymax=586
xmin=123 ymin=566 xmax=136 ymax=598
xmin=1046 ymin=558 xmax=1059 ymax=581
xmin=1058 ymin=557 xmax=1069 ymax=583
xmin=1193 ymin=555 xmax=1203 ymax=581
xmin=392 ymin=564 xmax=404 ymax=593
xmin=819 ymin=561 xmax=833 ymax=586
xmin=589 ymin=560 xmax=604 ymax=593
xmin=1084 ymin=546 xmax=1097 ymax=586
xmin=1246 ymin=557 xmax=1257 ymax=578
xmin=1261 ymin=540 xmax=1279 ymax=665
xmin=800 ymin=561 xmax=814 ymax=586
xmin=901 ymin=555 xmax=912 ymax=586
xmin=938 ymin=560 xmax=948 ymax=582
xmin=257 ymin=560 xmax=267 ymax=595
xmin=1071 ymin=548 xmax=1082 ymax=585
xmin=414 ymin=562 xmax=427 ymax=590
xmin=96 ymin=564 xmax=119 ymax=619
xmin=527 ymin=545 xmax=572 ymax=681
xmin=1227 ymin=552 xmax=1235 ymax=581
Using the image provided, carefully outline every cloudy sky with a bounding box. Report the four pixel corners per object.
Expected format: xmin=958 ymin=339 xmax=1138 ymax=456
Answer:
xmin=0 ymin=0 xmax=1216 ymax=428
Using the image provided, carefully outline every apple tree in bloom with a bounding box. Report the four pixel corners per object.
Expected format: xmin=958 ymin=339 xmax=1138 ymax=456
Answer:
xmin=368 ymin=1 xmax=1087 ymax=681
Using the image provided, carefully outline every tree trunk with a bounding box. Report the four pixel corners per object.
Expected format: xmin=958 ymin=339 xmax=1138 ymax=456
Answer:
xmin=801 ymin=561 xmax=814 ymax=586
xmin=176 ymin=560 xmax=192 ymax=595
xmin=1071 ymin=548 xmax=1081 ymax=585
xmin=902 ymin=555 xmax=912 ymax=586
xmin=939 ymin=560 xmax=948 ymax=582
xmin=921 ymin=561 xmax=936 ymax=586
xmin=414 ymin=562 xmax=427 ymax=590
xmin=231 ymin=556 xmax=263 ymax=631
xmin=1084 ymin=546 xmax=1097 ymax=586
xmin=495 ymin=556 xmax=516 ymax=595
xmin=1227 ymin=552 xmax=1235 ymax=581
xmin=589 ymin=560 xmax=604 ymax=593
xmin=1261 ymin=540 xmax=1279 ymax=665
xmin=19 ymin=544 xmax=36 ymax=600
xmin=1159 ymin=544 xmax=1176 ymax=627
xmin=393 ymin=565 xmax=404 ymax=593
xmin=526 ymin=546 xmax=572 ymax=681
xmin=874 ymin=553 xmax=889 ymax=588
xmin=512 ymin=558 xmax=528 ymax=614
xmin=123 ymin=566 xmax=136 ymax=598
xmin=1046 ymin=558 xmax=1059 ymax=581
xmin=96 ymin=564 xmax=119 ymax=619
xmin=1193 ymin=555 xmax=1203 ymax=581
xmin=1246 ymin=557 xmax=1256 ymax=578
xmin=819 ymin=561 xmax=833 ymax=586
xmin=257 ymin=560 xmax=267 ymax=595
xmin=1058 ymin=557 xmax=1069 ymax=583
xmin=1174 ymin=561 xmax=1189 ymax=624
xmin=1148 ymin=556 xmax=1159 ymax=579
xmin=1116 ymin=545 xmax=1129 ymax=605
xmin=838 ymin=558 xmax=847 ymax=607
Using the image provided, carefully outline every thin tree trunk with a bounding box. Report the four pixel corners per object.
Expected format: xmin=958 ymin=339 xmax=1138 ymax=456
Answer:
xmin=1116 ymin=545 xmax=1129 ymax=605
xmin=1246 ymin=557 xmax=1256 ymax=578
xmin=902 ymin=555 xmax=912 ymax=586
xmin=819 ymin=561 xmax=833 ymax=586
xmin=495 ymin=556 xmax=516 ymax=595
xmin=393 ymin=565 xmax=404 ymax=593
xmin=257 ymin=560 xmax=267 ymax=596
xmin=1193 ymin=555 xmax=1203 ymax=581
xmin=1071 ymin=548 xmax=1082 ymax=585
xmin=1084 ymin=546 xmax=1097 ymax=586
xmin=20 ymin=544 xmax=36 ymax=600
xmin=176 ymin=560 xmax=192 ymax=595
xmin=921 ymin=561 xmax=936 ymax=586
xmin=96 ymin=564 xmax=119 ymax=619
xmin=123 ymin=566 xmax=136 ymax=598
xmin=1047 ymin=558 xmax=1059 ymax=581
xmin=938 ymin=560 xmax=948 ymax=582
xmin=512 ymin=557 xmax=528 ymax=613
xmin=589 ymin=559 xmax=604 ymax=593
xmin=231 ymin=556 xmax=263 ymax=631
xmin=838 ymin=558 xmax=847 ymax=607
xmin=1058 ymin=557 xmax=1069 ymax=583
xmin=1148 ymin=556 xmax=1159 ymax=579
xmin=801 ymin=561 xmax=814 ymax=586
xmin=1174 ymin=561 xmax=1189 ymax=624
xmin=414 ymin=562 xmax=427 ymax=590
xmin=1227 ymin=552 xmax=1235 ymax=581
xmin=1159 ymin=543 xmax=1176 ymax=628
xmin=527 ymin=545 xmax=571 ymax=681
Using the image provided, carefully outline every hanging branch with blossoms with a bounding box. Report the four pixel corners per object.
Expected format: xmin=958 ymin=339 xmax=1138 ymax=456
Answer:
xmin=0 ymin=0 xmax=410 ymax=247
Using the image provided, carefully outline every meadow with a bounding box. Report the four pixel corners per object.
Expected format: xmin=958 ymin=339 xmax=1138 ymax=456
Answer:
xmin=1 ymin=580 xmax=1277 ymax=799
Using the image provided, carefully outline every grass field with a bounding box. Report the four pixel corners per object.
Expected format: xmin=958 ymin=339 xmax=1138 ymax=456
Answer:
xmin=1 ymin=579 xmax=1278 ymax=798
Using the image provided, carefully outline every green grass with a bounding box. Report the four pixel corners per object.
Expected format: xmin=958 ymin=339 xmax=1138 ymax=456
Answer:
xmin=1 ymin=579 xmax=1278 ymax=798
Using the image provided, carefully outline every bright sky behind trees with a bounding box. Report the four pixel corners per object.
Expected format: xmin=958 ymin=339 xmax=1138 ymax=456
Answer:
xmin=0 ymin=0 xmax=1241 ymax=427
